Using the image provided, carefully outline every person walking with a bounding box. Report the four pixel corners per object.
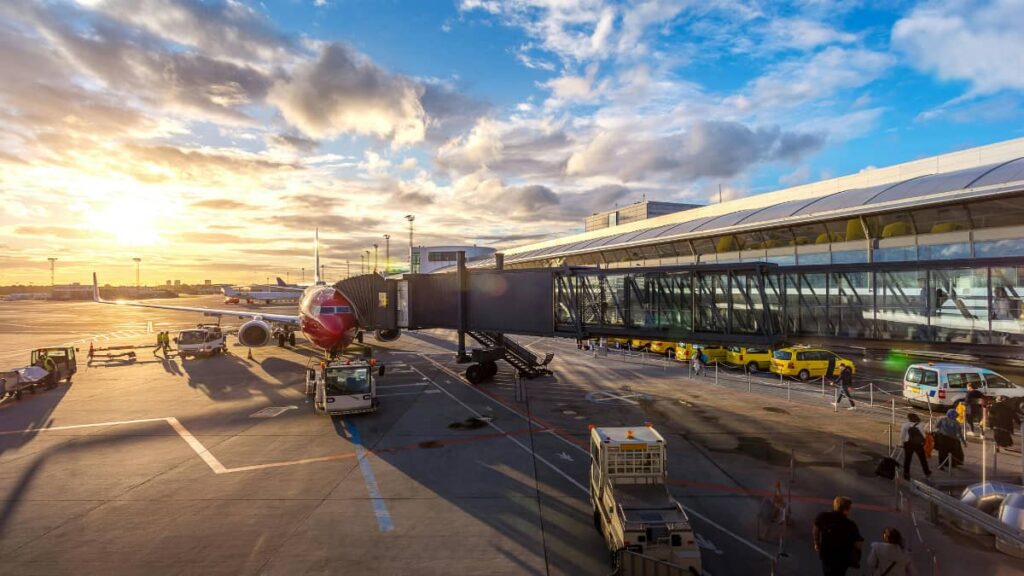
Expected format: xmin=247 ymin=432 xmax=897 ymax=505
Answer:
xmin=900 ymin=413 xmax=931 ymax=480
xmin=153 ymin=332 xmax=164 ymax=357
xmin=866 ymin=527 xmax=915 ymax=575
xmin=162 ymin=331 xmax=172 ymax=355
xmin=831 ymin=364 xmax=856 ymax=410
xmin=813 ymin=496 xmax=863 ymax=576
xmin=965 ymin=383 xmax=984 ymax=436
xmin=691 ymin=348 xmax=704 ymax=377
xmin=934 ymin=409 xmax=966 ymax=470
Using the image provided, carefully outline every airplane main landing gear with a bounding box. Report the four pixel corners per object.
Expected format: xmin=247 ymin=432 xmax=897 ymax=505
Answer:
xmin=465 ymin=361 xmax=498 ymax=385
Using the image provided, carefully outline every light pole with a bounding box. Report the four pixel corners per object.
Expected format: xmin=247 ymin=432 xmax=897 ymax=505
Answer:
xmin=383 ymin=234 xmax=390 ymax=275
xmin=132 ymin=257 xmax=141 ymax=292
xmin=346 ymin=260 xmax=350 ymax=279
xmin=405 ymin=215 xmax=415 ymax=273
xmin=47 ymin=257 xmax=57 ymax=287
xmin=364 ymin=250 xmax=371 ymax=274
xmin=359 ymin=254 xmax=364 ymax=274
xmin=373 ymin=243 xmax=379 ymax=274
xmin=301 ymin=267 xmax=305 ymax=283
xmin=320 ymin=264 xmax=325 ymax=282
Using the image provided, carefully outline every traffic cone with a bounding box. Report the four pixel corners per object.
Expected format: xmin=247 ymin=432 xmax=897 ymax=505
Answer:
xmin=246 ymin=348 xmax=254 ymax=361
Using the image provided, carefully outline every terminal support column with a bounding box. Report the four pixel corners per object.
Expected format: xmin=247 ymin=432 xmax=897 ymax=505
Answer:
xmin=456 ymin=251 xmax=470 ymax=363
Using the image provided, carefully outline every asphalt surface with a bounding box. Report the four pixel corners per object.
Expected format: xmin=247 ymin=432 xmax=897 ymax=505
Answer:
xmin=0 ymin=297 xmax=1022 ymax=575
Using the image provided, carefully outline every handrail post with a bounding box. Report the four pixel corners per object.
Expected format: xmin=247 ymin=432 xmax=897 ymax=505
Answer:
xmin=746 ymin=364 xmax=751 ymax=393
xmin=869 ymin=383 xmax=874 ymax=407
xmin=821 ymin=374 xmax=825 ymax=396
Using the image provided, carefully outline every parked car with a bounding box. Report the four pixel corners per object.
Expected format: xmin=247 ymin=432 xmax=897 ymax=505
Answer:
xmin=770 ymin=346 xmax=855 ymax=381
xmin=726 ymin=346 xmax=773 ymax=372
xmin=902 ymin=363 xmax=1024 ymax=414
xmin=675 ymin=343 xmax=727 ymax=364
xmin=647 ymin=341 xmax=678 ymax=357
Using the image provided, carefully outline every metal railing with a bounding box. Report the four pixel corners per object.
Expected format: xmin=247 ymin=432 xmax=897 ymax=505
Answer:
xmin=907 ymin=479 xmax=1024 ymax=546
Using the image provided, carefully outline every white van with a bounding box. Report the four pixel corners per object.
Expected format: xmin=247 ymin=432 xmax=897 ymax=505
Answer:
xmin=902 ymin=363 xmax=1024 ymax=410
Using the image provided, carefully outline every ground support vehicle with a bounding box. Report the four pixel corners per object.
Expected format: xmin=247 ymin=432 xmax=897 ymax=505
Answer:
xmin=902 ymin=363 xmax=1024 ymax=416
xmin=590 ymin=425 xmax=701 ymax=572
xmin=175 ymin=324 xmax=227 ymax=359
xmin=770 ymin=346 xmax=855 ymax=381
xmin=306 ymin=358 xmax=378 ymax=415
xmin=1 ymin=347 xmax=77 ymax=400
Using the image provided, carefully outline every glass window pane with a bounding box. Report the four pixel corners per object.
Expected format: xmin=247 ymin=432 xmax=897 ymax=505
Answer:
xmin=762 ymin=227 xmax=795 ymax=248
xmin=866 ymin=212 xmax=914 ymax=239
xmin=991 ymin=266 xmax=1024 ymax=342
xmin=714 ymin=234 xmax=743 ymax=252
xmin=832 ymin=247 xmax=868 ymax=264
xmin=912 ymin=205 xmax=970 ymax=235
xmin=798 ymin=252 xmax=830 ymax=265
xmin=931 ymin=267 xmax=989 ymax=343
xmin=919 ymin=243 xmax=969 ymax=260
xmin=824 ymin=218 xmax=866 ymax=242
xmin=874 ymin=245 xmax=917 ymax=262
xmin=968 ymin=195 xmax=1024 ymax=229
xmin=976 ymin=238 xmax=1024 ymax=258
xmin=767 ymin=253 xmax=796 ymax=266
xmin=692 ymin=237 xmax=715 ymax=256
xmin=792 ymin=223 xmax=827 ymax=246
xmin=876 ymin=270 xmax=928 ymax=340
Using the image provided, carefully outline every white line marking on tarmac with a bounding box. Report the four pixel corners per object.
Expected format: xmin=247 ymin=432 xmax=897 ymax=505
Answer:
xmin=376 ymin=382 xmax=430 ymax=389
xmin=249 ymin=406 xmax=298 ymax=418
xmin=0 ymin=417 xmax=360 ymax=474
xmin=410 ymin=365 xmax=590 ymax=494
xmin=419 ymin=354 xmax=775 ymax=562
xmin=376 ymin=389 xmax=441 ymax=397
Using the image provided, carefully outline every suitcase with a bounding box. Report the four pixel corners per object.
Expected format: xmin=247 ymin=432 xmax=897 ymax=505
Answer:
xmin=875 ymin=456 xmax=898 ymax=479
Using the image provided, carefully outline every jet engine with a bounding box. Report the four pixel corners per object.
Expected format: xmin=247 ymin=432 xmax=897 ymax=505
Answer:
xmin=374 ymin=328 xmax=401 ymax=342
xmin=238 ymin=319 xmax=273 ymax=347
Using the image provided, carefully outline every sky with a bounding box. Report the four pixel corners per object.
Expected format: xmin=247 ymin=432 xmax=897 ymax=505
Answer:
xmin=1 ymin=0 xmax=1022 ymax=286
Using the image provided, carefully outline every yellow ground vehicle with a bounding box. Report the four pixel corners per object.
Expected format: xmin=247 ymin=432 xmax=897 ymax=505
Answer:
xmin=674 ymin=343 xmax=727 ymax=363
xmin=726 ymin=346 xmax=773 ymax=372
xmin=770 ymin=346 xmax=855 ymax=381
xmin=647 ymin=341 xmax=678 ymax=358
xmin=628 ymin=339 xmax=652 ymax=351
xmin=605 ymin=337 xmax=631 ymax=348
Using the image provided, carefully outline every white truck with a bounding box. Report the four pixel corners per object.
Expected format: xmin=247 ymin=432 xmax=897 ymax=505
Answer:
xmin=174 ymin=324 xmax=227 ymax=359
xmin=305 ymin=358 xmax=379 ymax=415
xmin=590 ymin=425 xmax=702 ymax=573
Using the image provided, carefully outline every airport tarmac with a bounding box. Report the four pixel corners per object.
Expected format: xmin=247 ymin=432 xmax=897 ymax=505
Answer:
xmin=1 ymin=298 xmax=1023 ymax=575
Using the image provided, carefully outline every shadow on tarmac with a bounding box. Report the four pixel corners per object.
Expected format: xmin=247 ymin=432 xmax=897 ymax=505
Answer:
xmin=0 ymin=382 xmax=72 ymax=457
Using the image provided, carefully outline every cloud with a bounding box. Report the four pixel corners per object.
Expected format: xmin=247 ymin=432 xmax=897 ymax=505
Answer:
xmin=124 ymin=144 xmax=298 ymax=181
xmin=77 ymin=0 xmax=297 ymax=63
xmin=566 ymin=121 xmax=824 ymax=182
xmin=436 ymin=115 xmax=572 ymax=178
xmin=15 ymin=226 xmax=103 ymax=239
xmin=746 ymin=46 xmax=893 ymax=109
xmin=29 ymin=2 xmax=274 ymax=122
xmin=893 ymin=0 xmax=1024 ymax=95
xmin=268 ymin=43 xmax=427 ymax=145
xmin=267 ymin=134 xmax=319 ymax=153
xmin=190 ymin=198 xmax=248 ymax=210
xmin=761 ymin=17 xmax=857 ymax=51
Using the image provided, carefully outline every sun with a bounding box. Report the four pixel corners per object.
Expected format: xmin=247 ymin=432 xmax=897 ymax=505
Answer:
xmin=88 ymin=197 xmax=163 ymax=245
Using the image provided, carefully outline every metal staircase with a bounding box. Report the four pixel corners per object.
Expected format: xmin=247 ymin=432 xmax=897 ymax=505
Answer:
xmin=466 ymin=330 xmax=553 ymax=380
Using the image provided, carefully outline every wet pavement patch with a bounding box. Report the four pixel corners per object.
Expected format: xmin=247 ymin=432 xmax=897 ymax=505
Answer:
xmin=418 ymin=440 xmax=442 ymax=449
xmin=762 ymin=407 xmax=789 ymax=415
xmin=448 ymin=417 xmax=492 ymax=430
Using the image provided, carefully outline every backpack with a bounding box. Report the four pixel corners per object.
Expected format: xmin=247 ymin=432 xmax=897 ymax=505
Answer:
xmin=907 ymin=424 xmax=924 ymax=447
xmin=875 ymin=456 xmax=897 ymax=479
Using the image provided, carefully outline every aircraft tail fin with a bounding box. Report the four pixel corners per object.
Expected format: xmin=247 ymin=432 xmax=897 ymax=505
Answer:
xmin=314 ymin=228 xmax=323 ymax=285
xmin=276 ymin=277 xmax=287 ymax=286
xmin=91 ymin=273 xmax=102 ymax=302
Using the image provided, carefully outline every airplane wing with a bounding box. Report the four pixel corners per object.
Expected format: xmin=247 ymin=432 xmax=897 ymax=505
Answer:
xmin=92 ymin=273 xmax=301 ymax=326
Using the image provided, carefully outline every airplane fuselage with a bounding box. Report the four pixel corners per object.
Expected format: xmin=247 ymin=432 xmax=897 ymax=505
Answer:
xmin=298 ymin=285 xmax=358 ymax=353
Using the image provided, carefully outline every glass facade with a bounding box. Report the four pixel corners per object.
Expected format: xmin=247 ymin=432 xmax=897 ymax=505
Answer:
xmin=554 ymin=260 xmax=1024 ymax=345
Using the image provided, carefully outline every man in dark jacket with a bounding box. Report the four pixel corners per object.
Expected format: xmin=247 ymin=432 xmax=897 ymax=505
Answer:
xmin=832 ymin=364 xmax=856 ymax=410
xmin=813 ymin=496 xmax=863 ymax=575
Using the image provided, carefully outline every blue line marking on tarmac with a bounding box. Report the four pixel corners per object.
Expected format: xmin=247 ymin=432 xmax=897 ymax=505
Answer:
xmin=344 ymin=419 xmax=394 ymax=532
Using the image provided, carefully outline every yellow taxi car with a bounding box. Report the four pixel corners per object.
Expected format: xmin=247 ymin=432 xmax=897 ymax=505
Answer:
xmin=675 ymin=343 xmax=727 ymax=364
xmin=770 ymin=346 xmax=855 ymax=381
xmin=647 ymin=340 xmax=679 ymax=357
xmin=726 ymin=346 xmax=774 ymax=372
xmin=628 ymin=339 xmax=652 ymax=351
xmin=605 ymin=337 xmax=631 ymax=348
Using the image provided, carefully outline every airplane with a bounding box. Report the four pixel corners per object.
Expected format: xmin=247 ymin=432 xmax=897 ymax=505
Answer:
xmin=221 ymin=284 xmax=301 ymax=305
xmin=91 ymin=230 xmax=400 ymax=357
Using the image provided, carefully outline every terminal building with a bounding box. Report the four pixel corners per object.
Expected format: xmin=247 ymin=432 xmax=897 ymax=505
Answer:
xmin=411 ymin=245 xmax=495 ymax=274
xmin=584 ymin=200 xmax=700 ymax=232
xmin=450 ymin=138 xmax=1024 ymax=351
